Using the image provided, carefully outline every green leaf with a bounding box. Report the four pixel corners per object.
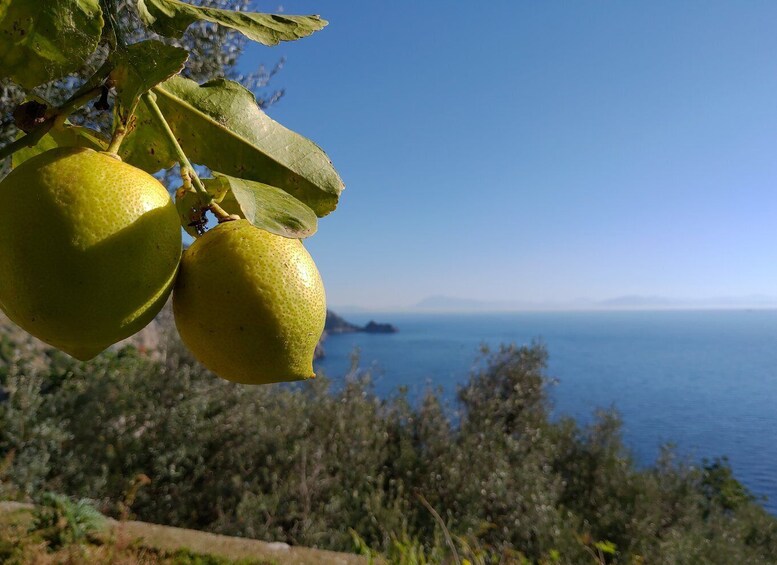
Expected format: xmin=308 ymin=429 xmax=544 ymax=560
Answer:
xmin=174 ymin=174 xmax=318 ymax=239
xmin=152 ymin=76 xmax=343 ymax=217
xmin=206 ymin=174 xmax=318 ymax=239
xmin=109 ymin=40 xmax=188 ymax=113
xmin=118 ymin=97 xmax=178 ymax=174
xmin=137 ymin=0 xmax=326 ymax=46
xmin=0 ymin=0 xmax=103 ymax=89
xmin=594 ymin=541 xmax=617 ymax=555
xmin=12 ymin=122 xmax=107 ymax=168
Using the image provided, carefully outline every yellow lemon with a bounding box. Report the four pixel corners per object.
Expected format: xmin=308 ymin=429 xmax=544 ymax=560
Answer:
xmin=173 ymin=219 xmax=325 ymax=384
xmin=0 ymin=147 xmax=181 ymax=360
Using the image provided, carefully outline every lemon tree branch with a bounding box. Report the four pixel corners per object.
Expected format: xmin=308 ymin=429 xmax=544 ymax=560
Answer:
xmin=0 ymin=85 xmax=105 ymax=162
xmin=0 ymin=57 xmax=115 ymax=163
xmin=101 ymin=0 xmax=132 ymax=157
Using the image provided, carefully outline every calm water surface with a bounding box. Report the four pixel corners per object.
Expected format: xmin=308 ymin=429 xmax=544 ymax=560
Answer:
xmin=315 ymin=310 xmax=777 ymax=513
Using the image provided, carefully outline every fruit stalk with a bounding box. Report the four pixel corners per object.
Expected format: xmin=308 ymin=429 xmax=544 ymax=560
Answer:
xmin=141 ymin=91 xmax=232 ymax=222
xmin=105 ymin=122 xmax=128 ymax=155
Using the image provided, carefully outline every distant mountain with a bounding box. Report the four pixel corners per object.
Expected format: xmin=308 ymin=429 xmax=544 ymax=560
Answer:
xmin=326 ymin=305 xmax=371 ymax=314
xmin=415 ymin=295 xmax=533 ymax=311
xmin=598 ymin=295 xmax=682 ymax=308
xmin=599 ymin=295 xmax=777 ymax=309
xmin=413 ymin=294 xmax=777 ymax=312
xmin=416 ymin=296 xmax=479 ymax=310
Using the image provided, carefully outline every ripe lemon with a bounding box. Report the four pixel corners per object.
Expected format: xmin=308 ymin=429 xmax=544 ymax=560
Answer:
xmin=173 ymin=219 xmax=325 ymax=384
xmin=0 ymin=147 xmax=181 ymax=360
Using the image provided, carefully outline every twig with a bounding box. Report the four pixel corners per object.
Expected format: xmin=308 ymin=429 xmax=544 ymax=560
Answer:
xmin=0 ymin=86 xmax=104 ymax=162
xmin=415 ymin=491 xmax=462 ymax=565
xmin=0 ymin=55 xmax=114 ymax=162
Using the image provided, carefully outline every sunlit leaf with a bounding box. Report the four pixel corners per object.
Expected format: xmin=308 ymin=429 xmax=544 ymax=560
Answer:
xmin=118 ymin=97 xmax=178 ymax=174
xmin=594 ymin=541 xmax=617 ymax=555
xmin=110 ymin=40 xmax=188 ymax=113
xmin=0 ymin=0 xmax=103 ymax=89
xmin=206 ymin=173 xmax=317 ymax=239
xmin=137 ymin=0 xmax=326 ymax=46
xmin=12 ymin=122 xmax=107 ymax=168
xmin=175 ymin=174 xmax=317 ymax=239
xmin=152 ymin=76 xmax=343 ymax=217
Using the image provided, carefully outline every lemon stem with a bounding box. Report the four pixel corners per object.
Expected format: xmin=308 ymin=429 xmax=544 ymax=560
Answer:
xmin=210 ymin=201 xmax=234 ymax=222
xmin=105 ymin=122 xmax=128 ymax=155
xmin=141 ymin=92 xmax=208 ymax=198
xmin=140 ymin=92 xmax=232 ymax=222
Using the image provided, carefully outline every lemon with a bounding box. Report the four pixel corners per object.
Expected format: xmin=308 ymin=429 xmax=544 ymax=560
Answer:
xmin=173 ymin=219 xmax=325 ymax=384
xmin=0 ymin=147 xmax=181 ymax=360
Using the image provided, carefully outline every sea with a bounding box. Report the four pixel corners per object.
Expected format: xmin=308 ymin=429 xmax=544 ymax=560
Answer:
xmin=314 ymin=310 xmax=777 ymax=514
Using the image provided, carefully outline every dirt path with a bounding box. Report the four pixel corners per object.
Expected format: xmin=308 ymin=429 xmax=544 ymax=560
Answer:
xmin=0 ymin=501 xmax=369 ymax=565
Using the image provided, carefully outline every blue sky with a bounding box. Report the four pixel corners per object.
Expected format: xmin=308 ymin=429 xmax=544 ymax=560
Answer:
xmin=240 ymin=1 xmax=777 ymax=309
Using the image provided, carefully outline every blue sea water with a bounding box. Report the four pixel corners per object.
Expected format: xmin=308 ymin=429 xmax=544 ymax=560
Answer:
xmin=314 ymin=310 xmax=777 ymax=513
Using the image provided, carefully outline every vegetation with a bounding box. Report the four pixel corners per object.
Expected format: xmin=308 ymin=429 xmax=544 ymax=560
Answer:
xmin=1 ymin=313 xmax=776 ymax=563
xmin=3 ymin=3 xmax=771 ymax=563
xmin=30 ymin=492 xmax=107 ymax=550
xmin=0 ymin=501 xmax=273 ymax=564
xmin=1 ymin=0 xmax=286 ymax=179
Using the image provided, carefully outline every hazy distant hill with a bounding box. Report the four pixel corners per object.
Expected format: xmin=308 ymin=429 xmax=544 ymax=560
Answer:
xmin=414 ymin=294 xmax=777 ymax=312
xmin=415 ymin=295 xmax=537 ymax=311
xmin=597 ymin=295 xmax=682 ymax=308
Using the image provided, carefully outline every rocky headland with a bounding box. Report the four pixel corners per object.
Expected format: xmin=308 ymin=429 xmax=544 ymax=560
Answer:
xmin=314 ymin=310 xmax=398 ymax=359
xmin=324 ymin=310 xmax=398 ymax=334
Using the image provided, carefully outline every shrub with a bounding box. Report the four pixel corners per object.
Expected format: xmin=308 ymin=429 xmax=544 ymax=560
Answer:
xmin=30 ymin=492 xmax=106 ymax=550
xmin=1 ymin=318 xmax=776 ymax=563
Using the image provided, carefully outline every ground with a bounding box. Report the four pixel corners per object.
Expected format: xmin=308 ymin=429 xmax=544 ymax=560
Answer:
xmin=0 ymin=501 xmax=367 ymax=565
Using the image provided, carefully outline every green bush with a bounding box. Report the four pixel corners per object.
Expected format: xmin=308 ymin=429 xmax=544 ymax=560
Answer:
xmin=30 ymin=492 xmax=106 ymax=550
xmin=1 ymin=316 xmax=776 ymax=563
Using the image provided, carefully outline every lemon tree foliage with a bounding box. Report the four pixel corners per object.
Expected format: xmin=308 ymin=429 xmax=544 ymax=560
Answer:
xmin=208 ymin=175 xmax=318 ymax=238
xmin=0 ymin=0 xmax=285 ymax=175
xmin=115 ymin=94 xmax=179 ymax=173
xmin=177 ymin=173 xmax=318 ymax=239
xmin=137 ymin=0 xmax=327 ymax=45
xmin=108 ymin=40 xmax=188 ymax=113
xmin=122 ymin=76 xmax=344 ymax=216
xmin=0 ymin=0 xmax=104 ymax=89
xmin=0 ymin=0 xmax=340 ymax=384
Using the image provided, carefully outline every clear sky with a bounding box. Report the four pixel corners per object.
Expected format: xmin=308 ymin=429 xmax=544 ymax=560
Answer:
xmin=239 ymin=1 xmax=777 ymax=310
